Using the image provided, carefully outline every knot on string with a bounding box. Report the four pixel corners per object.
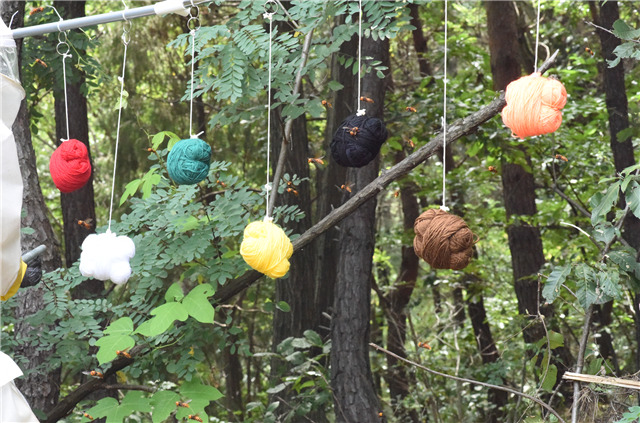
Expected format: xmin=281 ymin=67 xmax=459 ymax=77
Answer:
xmin=356 ymin=109 xmax=366 ymax=117
xmin=263 ymin=12 xmax=274 ymax=20
xmin=501 ymin=73 xmax=567 ymax=139
xmin=330 ymin=114 xmax=388 ymax=168
xmin=167 ymin=138 xmax=212 ymax=185
xmin=240 ymin=220 xmax=293 ymax=279
xmin=49 ymin=139 xmax=92 ymax=193
xmin=79 ymin=231 xmax=136 ymax=285
xmin=413 ymin=208 xmax=475 ymax=271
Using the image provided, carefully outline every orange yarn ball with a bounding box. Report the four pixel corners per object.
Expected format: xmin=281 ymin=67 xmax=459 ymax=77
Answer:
xmin=501 ymin=73 xmax=567 ymax=139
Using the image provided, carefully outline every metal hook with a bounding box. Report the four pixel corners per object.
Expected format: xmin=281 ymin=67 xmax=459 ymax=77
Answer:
xmin=48 ymin=5 xmax=63 ymax=22
xmin=8 ymin=10 xmax=19 ymax=29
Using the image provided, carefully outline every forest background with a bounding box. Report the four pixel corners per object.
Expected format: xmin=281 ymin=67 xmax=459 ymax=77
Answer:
xmin=2 ymin=0 xmax=640 ymax=422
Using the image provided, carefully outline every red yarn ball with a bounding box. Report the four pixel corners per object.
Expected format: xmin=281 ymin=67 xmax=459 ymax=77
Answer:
xmin=49 ymin=139 xmax=92 ymax=193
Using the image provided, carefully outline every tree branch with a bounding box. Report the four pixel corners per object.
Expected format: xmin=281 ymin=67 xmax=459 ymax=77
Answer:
xmin=45 ymin=345 xmax=145 ymax=423
xmin=369 ymin=342 xmax=566 ymax=423
xmin=214 ymin=49 xmax=561 ymax=304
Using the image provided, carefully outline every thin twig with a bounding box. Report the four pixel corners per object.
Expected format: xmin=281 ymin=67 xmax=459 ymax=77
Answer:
xmin=369 ymin=342 xmax=566 ymax=423
xmin=585 ymin=20 xmax=640 ymax=45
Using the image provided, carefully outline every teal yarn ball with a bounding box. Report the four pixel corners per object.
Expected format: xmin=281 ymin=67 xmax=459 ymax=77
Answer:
xmin=167 ymin=138 xmax=212 ymax=185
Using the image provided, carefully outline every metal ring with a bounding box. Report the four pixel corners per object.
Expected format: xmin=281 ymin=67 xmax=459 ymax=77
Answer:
xmin=264 ymin=0 xmax=278 ymax=15
xmin=188 ymin=5 xmax=200 ymax=18
xmin=56 ymin=43 xmax=70 ymax=56
xmin=187 ymin=16 xmax=201 ymax=31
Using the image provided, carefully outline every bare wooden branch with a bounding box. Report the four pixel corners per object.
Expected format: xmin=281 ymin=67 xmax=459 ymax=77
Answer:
xmin=370 ymin=342 xmax=566 ymax=423
xmin=563 ymin=372 xmax=640 ymax=391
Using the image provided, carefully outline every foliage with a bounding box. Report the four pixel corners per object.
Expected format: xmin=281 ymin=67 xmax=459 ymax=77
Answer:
xmin=7 ymin=0 xmax=640 ymax=422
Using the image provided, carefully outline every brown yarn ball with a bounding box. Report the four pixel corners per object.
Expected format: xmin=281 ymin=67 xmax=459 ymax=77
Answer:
xmin=413 ymin=209 xmax=475 ymax=270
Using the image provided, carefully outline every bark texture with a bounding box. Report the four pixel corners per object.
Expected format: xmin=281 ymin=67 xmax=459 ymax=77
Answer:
xmin=330 ymin=35 xmax=388 ymax=423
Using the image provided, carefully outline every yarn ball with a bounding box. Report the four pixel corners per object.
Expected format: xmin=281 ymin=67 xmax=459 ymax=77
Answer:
xmin=413 ymin=209 xmax=475 ymax=271
xmin=330 ymin=114 xmax=388 ymax=168
xmin=501 ymin=73 xmax=567 ymax=139
xmin=79 ymin=231 xmax=136 ymax=285
xmin=49 ymin=139 xmax=91 ymax=193
xmin=240 ymin=220 xmax=293 ymax=279
xmin=167 ymin=138 xmax=212 ymax=185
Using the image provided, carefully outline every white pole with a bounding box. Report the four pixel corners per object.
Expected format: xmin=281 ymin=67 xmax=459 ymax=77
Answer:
xmin=11 ymin=0 xmax=197 ymax=40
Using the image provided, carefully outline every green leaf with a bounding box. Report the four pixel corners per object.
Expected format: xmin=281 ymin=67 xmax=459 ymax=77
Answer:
xmin=598 ymin=270 xmax=622 ymax=300
xmin=104 ymin=317 xmax=134 ymax=336
xmin=575 ymin=264 xmax=598 ymax=310
xmin=609 ymin=42 xmax=640 ymax=68
xmin=165 ymin=283 xmax=185 ymax=303
xmin=542 ymin=265 xmax=571 ymax=303
xmin=625 ymin=181 xmax=640 ymax=220
xmin=591 ymin=181 xmax=620 ymax=225
xmin=141 ymin=169 xmax=162 ymax=199
xmin=120 ymin=390 xmax=152 ymax=413
xmin=182 ymin=284 xmax=216 ymax=324
xmin=547 ymin=331 xmax=565 ymax=350
xmin=593 ymin=222 xmax=617 ymax=245
xmin=150 ymin=391 xmax=181 ymax=423
xmin=179 ymin=380 xmax=224 ymax=413
xmin=276 ymin=301 xmax=291 ymax=312
xmin=303 ymin=329 xmax=323 ymax=347
xmin=134 ymin=303 xmax=189 ymax=337
xmin=540 ymin=363 xmax=558 ymax=393
xmin=87 ymin=397 xmax=119 ymax=419
xmin=95 ymin=334 xmax=135 ymax=365
xmin=327 ymin=80 xmax=344 ymax=91
xmin=120 ymin=179 xmax=142 ymax=206
xmin=612 ymin=19 xmax=640 ymax=41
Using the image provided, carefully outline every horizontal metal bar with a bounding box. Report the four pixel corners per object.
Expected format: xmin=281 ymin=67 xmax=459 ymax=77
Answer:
xmin=11 ymin=0 xmax=197 ymax=40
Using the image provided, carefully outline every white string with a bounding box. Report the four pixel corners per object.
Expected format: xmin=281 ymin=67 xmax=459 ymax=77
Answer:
xmin=441 ymin=0 xmax=449 ymax=212
xmin=356 ymin=0 xmax=365 ymax=116
xmin=264 ymin=10 xmax=274 ymax=221
xmin=189 ymin=28 xmax=196 ymax=137
xmin=107 ymin=24 xmax=130 ymax=233
xmin=533 ymin=0 xmax=541 ymax=73
xmin=61 ymin=53 xmax=71 ymax=141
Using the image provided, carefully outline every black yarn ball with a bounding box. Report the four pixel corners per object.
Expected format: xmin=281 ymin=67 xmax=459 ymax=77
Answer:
xmin=330 ymin=114 xmax=388 ymax=168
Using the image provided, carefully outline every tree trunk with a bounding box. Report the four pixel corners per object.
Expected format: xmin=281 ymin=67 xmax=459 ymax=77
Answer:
xmin=408 ymin=3 xmax=432 ymax=78
xmin=465 ymin=276 xmax=508 ymax=422
xmin=52 ymin=2 xmax=99 ymax=299
xmin=330 ymin=35 xmax=388 ymax=423
xmin=591 ymin=0 xmax=640 ymax=372
xmin=313 ymin=16 xmax=353 ymax=337
xmin=1 ymin=2 xmax=63 ymax=414
xmin=383 ymin=171 xmax=421 ymax=423
xmin=485 ymin=0 xmax=547 ymax=344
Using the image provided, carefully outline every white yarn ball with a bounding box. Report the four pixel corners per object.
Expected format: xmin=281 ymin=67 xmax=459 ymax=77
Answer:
xmin=79 ymin=231 xmax=136 ymax=285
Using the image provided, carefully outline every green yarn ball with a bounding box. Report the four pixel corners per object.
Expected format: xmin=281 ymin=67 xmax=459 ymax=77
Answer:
xmin=167 ymin=138 xmax=212 ymax=185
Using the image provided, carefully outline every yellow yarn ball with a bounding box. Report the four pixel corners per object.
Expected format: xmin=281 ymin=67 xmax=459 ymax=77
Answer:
xmin=240 ymin=220 xmax=293 ymax=279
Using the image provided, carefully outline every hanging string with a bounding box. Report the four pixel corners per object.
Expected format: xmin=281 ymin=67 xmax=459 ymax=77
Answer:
xmin=263 ymin=0 xmax=277 ymax=221
xmin=107 ymin=13 xmax=131 ymax=233
xmin=356 ymin=0 xmax=365 ymax=116
xmin=533 ymin=0 xmax=541 ymax=73
xmin=440 ymin=0 xmax=449 ymax=212
xmin=187 ymin=4 xmax=201 ymax=138
xmin=56 ymin=31 xmax=71 ymax=141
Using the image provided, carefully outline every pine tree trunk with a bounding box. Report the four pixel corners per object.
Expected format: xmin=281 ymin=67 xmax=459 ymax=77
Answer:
xmin=330 ymin=35 xmax=388 ymax=423
xmin=1 ymin=2 xmax=63 ymax=414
